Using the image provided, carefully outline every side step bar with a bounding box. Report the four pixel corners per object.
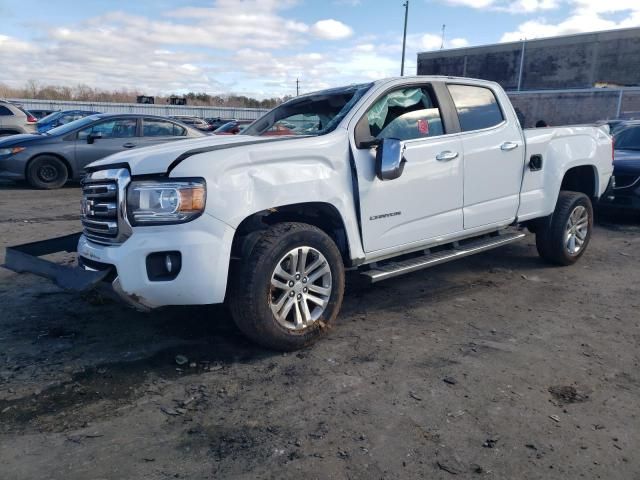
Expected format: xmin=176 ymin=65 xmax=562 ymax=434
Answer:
xmin=361 ymin=231 xmax=527 ymax=283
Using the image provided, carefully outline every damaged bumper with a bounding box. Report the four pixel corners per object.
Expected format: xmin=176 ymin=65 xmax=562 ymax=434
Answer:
xmin=4 ymin=233 xmax=111 ymax=291
xmin=3 ymin=214 xmax=235 ymax=310
xmin=3 ymin=232 xmax=150 ymax=310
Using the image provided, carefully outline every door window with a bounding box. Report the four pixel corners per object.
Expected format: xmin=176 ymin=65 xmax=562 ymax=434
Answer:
xmin=78 ymin=118 xmax=137 ymax=140
xmin=366 ymin=87 xmax=444 ymax=141
xmin=447 ymin=84 xmax=504 ymax=132
xmin=143 ymin=119 xmax=186 ymax=137
xmin=0 ymin=105 xmax=14 ymax=116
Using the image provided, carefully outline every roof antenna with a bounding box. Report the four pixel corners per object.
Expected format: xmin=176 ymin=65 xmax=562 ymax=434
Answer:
xmin=440 ymin=24 xmax=446 ymax=49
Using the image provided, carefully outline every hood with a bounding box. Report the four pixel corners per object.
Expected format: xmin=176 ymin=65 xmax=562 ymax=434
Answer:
xmin=613 ymin=149 xmax=640 ymax=175
xmin=0 ymin=133 xmax=50 ymax=147
xmin=86 ymin=134 xmax=293 ymax=175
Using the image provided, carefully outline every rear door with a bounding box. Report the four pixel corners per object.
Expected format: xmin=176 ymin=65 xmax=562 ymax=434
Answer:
xmin=446 ymin=83 xmax=525 ymax=229
xmin=73 ymin=117 xmax=139 ymax=173
xmin=352 ymin=82 xmax=465 ymax=253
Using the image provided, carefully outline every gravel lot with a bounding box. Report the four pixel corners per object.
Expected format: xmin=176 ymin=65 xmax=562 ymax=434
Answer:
xmin=0 ymin=182 xmax=639 ymax=480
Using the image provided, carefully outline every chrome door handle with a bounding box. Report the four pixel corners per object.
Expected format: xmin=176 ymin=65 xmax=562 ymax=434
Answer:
xmin=436 ymin=150 xmax=459 ymax=161
xmin=501 ymin=141 xmax=518 ymax=151
xmin=122 ymin=143 xmax=136 ymax=148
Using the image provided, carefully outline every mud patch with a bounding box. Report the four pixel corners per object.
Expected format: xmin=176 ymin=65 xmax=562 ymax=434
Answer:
xmin=548 ymin=385 xmax=590 ymax=405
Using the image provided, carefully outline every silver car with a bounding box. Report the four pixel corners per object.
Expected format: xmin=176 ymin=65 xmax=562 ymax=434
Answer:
xmin=0 ymin=100 xmax=37 ymax=136
xmin=0 ymin=113 xmax=204 ymax=188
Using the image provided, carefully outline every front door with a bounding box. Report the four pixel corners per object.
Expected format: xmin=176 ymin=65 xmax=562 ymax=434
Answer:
xmin=446 ymin=84 xmax=525 ymax=229
xmin=352 ymin=84 xmax=464 ymax=253
xmin=74 ymin=117 xmax=139 ymax=173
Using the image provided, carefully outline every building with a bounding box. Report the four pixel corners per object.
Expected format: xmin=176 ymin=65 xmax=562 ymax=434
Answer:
xmin=417 ymin=27 xmax=640 ymax=126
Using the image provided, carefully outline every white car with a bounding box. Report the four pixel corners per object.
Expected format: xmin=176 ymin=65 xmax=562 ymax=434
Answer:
xmin=5 ymin=76 xmax=614 ymax=350
xmin=0 ymin=100 xmax=37 ymax=136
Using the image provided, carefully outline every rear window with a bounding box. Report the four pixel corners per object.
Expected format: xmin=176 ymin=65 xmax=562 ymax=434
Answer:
xmin=447 ymin=84 xmax=504 ymax=132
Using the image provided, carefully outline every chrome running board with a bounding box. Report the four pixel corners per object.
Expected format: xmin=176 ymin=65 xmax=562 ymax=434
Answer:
xmin=361 ymin=231 xmax=526 ymax=283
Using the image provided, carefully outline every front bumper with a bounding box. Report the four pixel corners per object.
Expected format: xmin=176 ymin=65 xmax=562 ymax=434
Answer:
xmin=599 ymin=175 xmax=640 ymax=210
xmin=0 ymin=154 xmax=27 ymax=180
xmin=3 ymin=214 xmax=236 ymax=310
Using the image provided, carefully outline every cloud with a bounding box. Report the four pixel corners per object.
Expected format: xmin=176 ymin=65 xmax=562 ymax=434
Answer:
xmin=311 ymin=19 xmax=354 ymax=40
xmin=443 ymin=0 xmax=558 ymax=13
xmin=500 ymin=0 xmax=640 ymax=41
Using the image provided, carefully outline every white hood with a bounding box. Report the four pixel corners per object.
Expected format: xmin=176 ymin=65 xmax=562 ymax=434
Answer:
xmin=86 ymin=135 xmax=278 ymax=175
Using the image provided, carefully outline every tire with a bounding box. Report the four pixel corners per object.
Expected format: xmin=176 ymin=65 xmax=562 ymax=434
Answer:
xmin=229 ymin=222 xmax=345 ymax=351
xmin=536 ymin=191 xmax=593 ymax=266
xmin=26 ymin=156 xmax=69 ymax=189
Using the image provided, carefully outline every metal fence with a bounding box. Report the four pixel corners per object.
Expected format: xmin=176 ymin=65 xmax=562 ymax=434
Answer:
xmin=506 ymin=87 xmax=640 ymax=128
xmin=7 ymin=98 xmax=269 ymax=120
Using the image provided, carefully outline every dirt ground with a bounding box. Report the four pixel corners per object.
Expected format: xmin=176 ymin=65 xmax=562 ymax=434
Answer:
xmin=0 ymin=181 xmax=639 ymax=480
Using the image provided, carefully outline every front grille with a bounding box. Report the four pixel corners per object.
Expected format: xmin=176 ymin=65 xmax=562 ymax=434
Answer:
xmin=81 ymin=168 xmax=132 ymax=245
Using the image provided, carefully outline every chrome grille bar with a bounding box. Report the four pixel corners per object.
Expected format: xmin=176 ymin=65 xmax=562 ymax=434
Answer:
xmin=80 ymin=168 xmax=132 ymax=245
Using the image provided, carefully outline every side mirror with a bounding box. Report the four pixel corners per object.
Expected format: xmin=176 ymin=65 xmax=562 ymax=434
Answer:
xmin=375 ymin=138 xmax=406 ymax=181
xmin=87 ymin=132 xmax=103 ymax=144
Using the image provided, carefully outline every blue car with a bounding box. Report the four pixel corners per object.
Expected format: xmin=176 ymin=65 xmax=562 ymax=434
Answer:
xmin=37 ymin=110 xmax=101 ymax=133
xmin=600 ymin=123 xmax=640 ymax=210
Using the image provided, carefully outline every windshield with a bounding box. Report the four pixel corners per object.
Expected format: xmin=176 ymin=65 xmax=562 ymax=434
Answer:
xmin=244 ymin=83 xmax=373 ymax=137
xmin=47 ymin=115 xmax=102 ymax=136
xmin=38 ymin=111 xmax=63 ymax=123
xmin=614 ymin=125 xmax=640 ymax=151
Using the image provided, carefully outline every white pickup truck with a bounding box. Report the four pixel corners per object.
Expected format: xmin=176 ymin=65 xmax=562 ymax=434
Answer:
xmin=5 ymin=76 xmax=613 ymax=350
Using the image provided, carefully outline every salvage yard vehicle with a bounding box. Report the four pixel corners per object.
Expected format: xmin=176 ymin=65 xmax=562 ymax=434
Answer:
xmin=0 ymin=100 xmax=37 ymax=136
xmin=600 ymin=122 xmax=640 ymax=211
xmin=0 ymin=113 xmax=204 ymax=188
xmin=3 ymin=76 xmax=614 ymax=350
xmin=36 ymin=109 xmax=100 ymax=133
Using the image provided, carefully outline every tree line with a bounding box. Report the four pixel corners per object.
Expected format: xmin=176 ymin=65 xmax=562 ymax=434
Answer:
xmin=0 ymin=80 xmax=292 ymax=109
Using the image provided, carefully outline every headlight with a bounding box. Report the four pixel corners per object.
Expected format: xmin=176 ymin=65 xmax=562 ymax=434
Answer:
xmin=0 ymin=147 xmax=26 ymax=156
xmin=127 ymin=179 xmax=206 ymax=225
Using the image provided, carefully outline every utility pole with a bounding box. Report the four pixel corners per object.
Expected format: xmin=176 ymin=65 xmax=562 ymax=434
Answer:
xmin=296 ymin=78 xmax=300 ymax=96
xmin=400 ymin=1 xmax=409 ymax=76
xmin=440 ymin=24 xmax=446 ymax=49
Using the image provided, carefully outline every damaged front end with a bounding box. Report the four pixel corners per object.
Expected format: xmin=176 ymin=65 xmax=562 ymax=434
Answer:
xmin=3 ymin=232 xmax=149 ymax=311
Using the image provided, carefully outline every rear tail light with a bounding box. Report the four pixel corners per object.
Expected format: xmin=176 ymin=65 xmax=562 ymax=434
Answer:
xmin=611 ymin=136 xmax=615 ymax=164
xmin=26 ymin=115 xmax=37 ymax=123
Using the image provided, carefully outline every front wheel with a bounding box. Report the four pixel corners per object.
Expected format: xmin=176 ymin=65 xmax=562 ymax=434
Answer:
xmin=26 ymin=155 xmax=68 ymax=189
xmin=229 ymin=222 xmax=345 ymax=351
xmin=536 ymin=191 xmax=593 ymax=266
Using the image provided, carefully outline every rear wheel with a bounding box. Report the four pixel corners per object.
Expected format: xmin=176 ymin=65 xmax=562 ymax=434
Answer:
xmin=229 ymin=222 xmax=345 ymax=351
xmin=536 ymin=191 xmax=593 ymax=266
xmin=26 ymin=156 xmax=68 ymax=189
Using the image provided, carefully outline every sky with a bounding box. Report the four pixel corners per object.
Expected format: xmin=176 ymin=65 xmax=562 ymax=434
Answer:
xmin=0 ymin=0 xmax=639 ymax=98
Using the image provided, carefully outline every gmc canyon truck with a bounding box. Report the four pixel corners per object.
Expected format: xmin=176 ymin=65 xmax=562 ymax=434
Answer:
xmin=4 ymin=77 xmax=614 ymax=350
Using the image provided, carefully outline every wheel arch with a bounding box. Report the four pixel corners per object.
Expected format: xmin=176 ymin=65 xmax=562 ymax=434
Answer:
xmin=25 ymin=153 xmax=73 ymax=180
xmin=560 ymin=164 xmax=598 ymax=199
xmin=231 ymin=202 xmax=353 ymax=266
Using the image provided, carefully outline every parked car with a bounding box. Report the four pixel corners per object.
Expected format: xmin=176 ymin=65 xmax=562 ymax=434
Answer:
xmin=600 ymin=122 xmax=640 ymax=210
xmin=37 ymin=110 xmax=101 ymax=133
xmin=212 ymin=120 xmax=253 ymax=135
xmin=205 ymin=117 xmax=234 ymax=130
xmin=28 ymin=109 xmax=59 ymax=121
xmin=4 ymin=77 xmax=613 ymax=350
xmin=169 ymin=116 xmax=214 ymax=132
xmin=0 ymin=113 xmax=204 ymax=188
xmin=0 ymin=100 xmax=37 ymax=136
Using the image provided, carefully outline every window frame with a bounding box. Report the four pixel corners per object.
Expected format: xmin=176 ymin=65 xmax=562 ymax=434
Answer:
xmin=141 ymin=117 xmax=187 ymax=137
xmin=445 ymin=82 xmax=506 ymax=134
xmin=353 ymin=81 xmax=461 ymax=149
xmin=0 ymin=105 xmax=15 ymax=116
xmin=76 ymin=117 xmax=140 ymax=140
